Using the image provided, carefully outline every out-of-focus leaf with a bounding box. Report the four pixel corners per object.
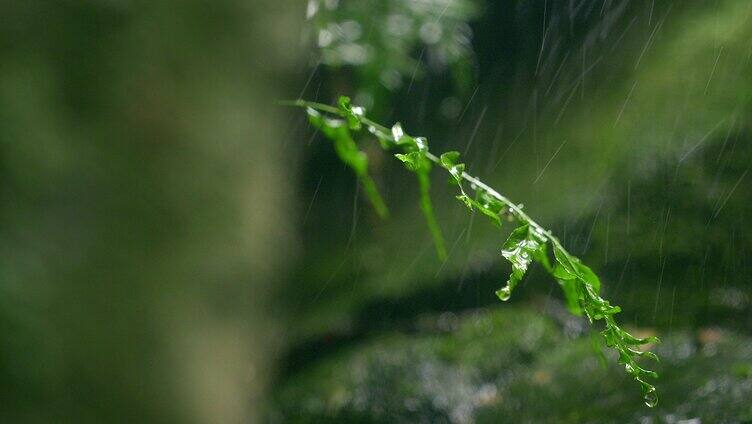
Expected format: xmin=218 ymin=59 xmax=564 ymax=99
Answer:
xmin=417 ymin=168 xmax=446 ymax=260
xmin=306 ymin=0 xmax=480 ymax=98
xmin=394 ymin=132 xmax=446 ymax=260
xmin=307 ymin=107 xmax=388 ymax=218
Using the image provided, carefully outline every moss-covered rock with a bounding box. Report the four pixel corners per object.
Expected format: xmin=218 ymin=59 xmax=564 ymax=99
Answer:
xmin=273 ymin=307 xmax=752 ymax=423
xmin=479 ymin=327 xmax=752 ymax=423
xmin=272 ymin=307 xmax=559 ymax=423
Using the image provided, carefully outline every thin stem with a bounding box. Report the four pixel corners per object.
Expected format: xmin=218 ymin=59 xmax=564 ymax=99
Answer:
xmin=288 ymin=99 xmax=564 ymax=249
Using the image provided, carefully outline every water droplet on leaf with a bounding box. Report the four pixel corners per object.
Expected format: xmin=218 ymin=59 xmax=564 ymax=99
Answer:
xmin=496 ymin=286 xmax=511 ymax=301
xmin=644 ymin=387 xmax=658 ymax=407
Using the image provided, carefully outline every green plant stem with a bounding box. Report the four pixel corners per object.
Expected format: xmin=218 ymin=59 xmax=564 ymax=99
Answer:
xmin=284 ymin=99 xmax=563 ymax=250
xmin=286 ymin=98 xmax=660 ymax=406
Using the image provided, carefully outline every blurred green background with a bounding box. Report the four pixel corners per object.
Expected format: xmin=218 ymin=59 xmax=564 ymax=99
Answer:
xmin=1 ymin=0 xmax=751 ymax=422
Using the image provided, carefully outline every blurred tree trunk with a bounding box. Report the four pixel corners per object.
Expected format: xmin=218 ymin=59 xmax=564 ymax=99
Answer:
xmin=0 ymin=1 xmax=300 ymax=422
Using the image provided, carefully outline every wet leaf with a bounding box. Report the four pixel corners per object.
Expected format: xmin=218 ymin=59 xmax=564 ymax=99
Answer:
xmin=394 ymin=152 xmax=424 ymax=172
xmin=440 ymin=151 xmax=465 ymax=185
xmin=557 ymin=277 xmax=583 ymax=316
xmin=306 ymin=107 xmax=388 ymax=218
xmin=576 ymin=262 xmax=601 ymax=294
xmin=497 ymin=225 xmax=545 ymax=301
xmin=461 ymin=190 xmax=504 ymax=227
xmin=394 ymin=136 xmax=446 ymax=260
xmin=417 ymin=168 xmax=447 ymax=260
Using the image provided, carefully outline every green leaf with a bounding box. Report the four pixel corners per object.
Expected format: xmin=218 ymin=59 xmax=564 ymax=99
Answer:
xmin=306 ymin=107 xmax=388 ymax=218
xmin=575 ymin=262 xmax=601 ymax=294
xmin=497 ymin=225 xmax=545 ymax=301
xmin=553 ymin=244 xmax=580 ymax=276
xmin=549 ymin=252 xmax=583 ymax=315
xmin=551 ymin=244 xmax=601 ymax=306
xmin=416 ymin=168 xmax=447 ymax=261
xmin=440 ymin=150 xmax=474 ymax=211
xmin=552 ymin=262 xmax=576 ymax=280
xmin=619 ymin=331 xmax=661 ymax=346
xmin=394 ymin=132 xmax=446 ymax=260
xmin=455 ymin=194 xmax=473 ymax=210
xmin=558 ymin=278 xmax=583 ymax=316
xmin=530 ymin=239 xmax=553 ymax=273
xmin=394 ymin=152 xmax=423 ymax=172
xmin=440 ymin=151 xmax=461 ymax=167
xmin=461 ymin=192 xmax=503 ymax=227
xmin=439 ymin=151 xmax=465 ymax=184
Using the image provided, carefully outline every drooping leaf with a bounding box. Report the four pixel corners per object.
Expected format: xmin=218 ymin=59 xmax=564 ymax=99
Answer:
xmin=575 ymin=262 xmax=601 ymax=293
xmin=439 ymin=151 xmax=465 ymax=184
xmin=416 ymin=168 xmax=447 ymax=260
xmin=558 ymin=278 xmax=583 ymax=316
xmin=553 ymin=243 xmax=580 ymax=276
xmin=394 ymin=152 xmax=424 ymax=172
xmin=462 ymin=190 xmax=504 ymax=228
xmin=550 ymin=244 xmax=602 ymax=314
xmin=497 ymin=224 xmax=545 ymax=301
xmin=394 ymin=136 xmax=447 ymax=260
xmin=552 ymin=262 xmax=576 ymax=280
xmin=306 ymin=107 xmax=388 ymax=218
xmin=439 ymin=151 xmax=476 ymax=212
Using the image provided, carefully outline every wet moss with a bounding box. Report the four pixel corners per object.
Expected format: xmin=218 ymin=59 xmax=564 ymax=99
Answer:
xmin=273 ymin=307 xmax=752 ymax=423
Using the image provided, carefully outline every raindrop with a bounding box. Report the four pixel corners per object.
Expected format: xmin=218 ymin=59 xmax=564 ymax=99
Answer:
xmin=644 ymin=387 xmax=658 ymax=408
xmin=415 ymin=137 xmax=427 ymax=151
xmin=391 ymin=123 xmax=404 ymax=141
xmin=496 ymin=286 xmax=511 ymax=301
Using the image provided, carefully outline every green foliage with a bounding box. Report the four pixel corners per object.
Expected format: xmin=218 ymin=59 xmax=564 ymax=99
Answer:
xmin=289 ymin=96 xmax=660 ymax=407
xmin=497 ymin=224 xmax=548 ymax=301
xmin=306 ymin=105 xmax=388 ymax=218
xmin=305 ymin=0 xmax=479 ymax=99
xmin=392 ymin=122 xmax=447 ymax=260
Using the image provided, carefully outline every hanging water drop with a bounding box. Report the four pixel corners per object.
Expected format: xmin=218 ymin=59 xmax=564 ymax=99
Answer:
xmin=496 ymin=286 xmax=511 ymax=301
xmin=643 ymin=387 xmax=658 ymax=408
